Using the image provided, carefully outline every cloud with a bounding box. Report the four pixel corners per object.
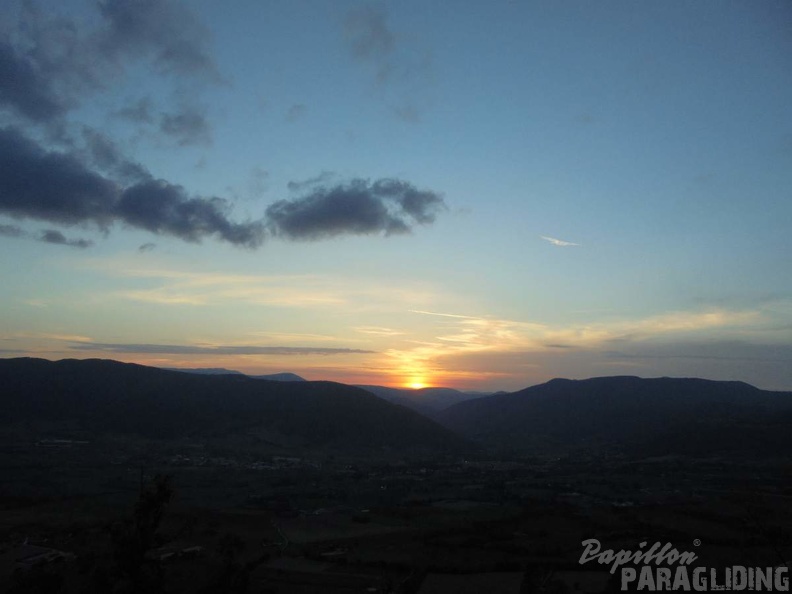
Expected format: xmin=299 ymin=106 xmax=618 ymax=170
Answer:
xmin=285 ymin=104 xmax=307 ymax=123
xmin=81 ymin=127 xmax=148 ymax=181
xmin=604 ymin=341 xmax=792 ymax=364
xmin=410 ymin=310 xmax=480 ymax=320
xmin=0 ymin=223 xmax=24 ymax=237
xmin=1 ymin=3 xmax=448 ymax=250
xmin=248 ymin=167 xmax=269 ymax=198
xmin=392 ymin=104 xmax=421 ymax=123
xmin=91 ymin=264 xmax=440 ymax=311
xmin=0 ymin=128 xmax=445 ymax=247
xmin=0 ymin=220 xmax=93 ymax=248
xmin=116 ymin=179 xmax=264 ymax=246
xmin=138 ymin=242 xmax=157 ymax=252
xmin=96 ymin=0 xmax=220 ymax=79
xmin=113 ymin=98 xmax=155 ymax=124
xmin=287 ymin=171 xmax=335 ymax=192
xmin=69 ymin=342 xmax=375 ymax=356
xmin=381 ymin=304 xmax=787 ymax=390
xmin=0 ymin=127 xmax=118 ymax=227
xmin=343 ymin=6 xmax=433 ymax=120
xmin=0 ymin=40 xmax=67 ymax=122
xmin=39 ymin=229 xmax=93 ymax=248
xmin=159 ymin=107 xmax=212 ymax=146
xmin=0 ymin=0 xmax=220 ymax=126
xmin=355 ymin=326 xmax=405 ymax=337
xmin=344 ymin=6 xmax=395 ymax=82
xmin=266 ymin=178 xmax=446 ymax=240
xmin=541 ymin=235 xmax=580 ymax=247
xmin=0 ymin=127 xmax=264 ymax=247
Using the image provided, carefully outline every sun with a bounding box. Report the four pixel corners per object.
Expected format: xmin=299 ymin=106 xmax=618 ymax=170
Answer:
xmin=408 ymin=381 xmax=427 ymax=390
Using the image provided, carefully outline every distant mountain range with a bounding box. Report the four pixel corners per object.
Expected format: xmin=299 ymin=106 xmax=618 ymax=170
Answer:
xmin=437 ymin=376 xmax=792 ymax=457
xmin=3 ymin=358 xmax=790 ymax=459
xmin=0 ymin=358 xmax=469 ymax=455
xmin=165 ymin=368 xmax=483 ymax=414
xmin=166 ymin=367 xmax=306 ymax=382
xmin=354 ymin=385 xmax=486 ymax=418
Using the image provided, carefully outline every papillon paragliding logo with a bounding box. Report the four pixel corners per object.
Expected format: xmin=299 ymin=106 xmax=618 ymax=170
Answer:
xmin=579 ymin=538 xmax=790 ymax=591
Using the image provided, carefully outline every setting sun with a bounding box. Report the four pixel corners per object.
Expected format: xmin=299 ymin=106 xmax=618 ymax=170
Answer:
xmin=408 ymin=381 xmax=427 ymax=390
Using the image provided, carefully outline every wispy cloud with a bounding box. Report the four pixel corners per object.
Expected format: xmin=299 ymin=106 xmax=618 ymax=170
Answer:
xmin=355 ymin=326 xmax=405 ymax=337
xmin=69 ymin=342 xmax=374 ymax=356
xmin=379 ymin=305 xmax=777 ymax=388
xmin=0 ymin=220 xmax=94 ymax=248
xmin=89 ymin=263 xmax=441 ymax=311
xmin=540 ymin=235 xmax=580 ymax=247
xmin=409 ymin=310 xmax=479 ymax=320
xmin=343 ymin=5 xmax=434 ymax=121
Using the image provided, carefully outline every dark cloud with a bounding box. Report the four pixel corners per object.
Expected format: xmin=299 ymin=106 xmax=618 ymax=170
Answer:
xmin=285 ymin=104 xmax=307 ymax=123
xmin=117 ymin=179 xmax=264 ymax=247
xmin=0 ymin=127 xmax=118 ymax=227
xmin=0 ymin=221 xmax=93 ymax=248
xmin=0 ymin=41 xmax=67 ymax=122
xmin=287 ymin=171 xmax=335 ymax=192
xmin=0 ymin=223 xmax=24 ymax=237
xmin=343 ymin=6 xmax=434 ymax=121
xmin=138 ymin=242 xmax=157 ymax=252
xmin=344 ymin=5 xmax=395 ymax=83
xmin=392 ymin=104 xmax=420 ymax=123
xmin=248 ymin=167 xmax=269 ymax=198
xmin=0 ymin=127 xmax=263 ymax=247
xmin=0 ymin=127 xmax=445 ymax=247
xmin=370 ymin=179 xmax=445 ymax=224
xmin=97 ymin=0 xmax=220 ymax=79
xmin=69 ymin=342 xmax=375 ymax=356
xmin=1 ymin=2 xmax=106 ymax=122
xmin=81 ymin=127 xmax=148 ymax=181
xmin=113 ymin=98 xmax=155 ymax=124
xmin=39 ymin=229 xmax=93 ymax=248
xmin=159 ymin=107 xmax=212 ymax=146
xmin=266 ymin=178 xmax=446 ymax=240
xmin=0 ymin=0 xmax=219 ymax=126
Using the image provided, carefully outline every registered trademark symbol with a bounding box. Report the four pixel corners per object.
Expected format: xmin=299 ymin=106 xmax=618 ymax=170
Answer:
xmin=693 ymin=539 xmax=701 ymax=547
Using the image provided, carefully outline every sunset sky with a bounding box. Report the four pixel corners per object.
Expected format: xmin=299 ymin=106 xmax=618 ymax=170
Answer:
xmin=1 ymin=0 xmax=791 ymax=391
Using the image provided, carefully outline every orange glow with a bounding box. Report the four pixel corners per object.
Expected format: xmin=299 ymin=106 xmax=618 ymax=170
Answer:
xmin=407 ymin=380 xmax=427 ymax=390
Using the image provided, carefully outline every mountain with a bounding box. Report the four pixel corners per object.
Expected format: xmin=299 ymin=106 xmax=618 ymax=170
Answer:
xmin=165 ymin=368 xmax=306 ymax=381
xmin=251 ymin=372 xmax=306 ymax=382
xmin=164 ymin=367 xmax=244 ymax=375
xmin=437 ymin=376 xmax=792 ymax=457
xmin=356 ymin=385 xmax=487 ymax=417
xmin=0 ymin=358 xmax=470 ymax=455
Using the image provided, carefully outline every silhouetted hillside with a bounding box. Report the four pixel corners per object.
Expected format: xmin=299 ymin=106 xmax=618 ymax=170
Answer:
xmin=437 ymin=376 xmax=792 ymax=457
xmin=164 ymin=367 xmax=245 ymax=375
xmin=356 ymin=385 xmax=486 ymax=418
xmin=165 ymin=368 xmax=306 ymax=381
xmin=251 ymin=372 xmax=306 ymax=382
xmin=0 ymin=358 xmax=470 ymax=454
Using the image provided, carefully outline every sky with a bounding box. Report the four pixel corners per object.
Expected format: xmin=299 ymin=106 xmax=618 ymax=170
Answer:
xmin=1 ymin=0 xmax=791 ymax=392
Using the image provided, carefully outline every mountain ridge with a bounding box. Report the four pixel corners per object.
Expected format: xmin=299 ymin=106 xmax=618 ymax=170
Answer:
xmin=0 ymin=357 xmax=470 ymax=455
xmin=437 ymin=375 xmax=792 ymax=457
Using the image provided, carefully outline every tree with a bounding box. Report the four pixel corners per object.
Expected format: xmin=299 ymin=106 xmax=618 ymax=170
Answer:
xmin=110 ymin=474 xmax=173 ymax=593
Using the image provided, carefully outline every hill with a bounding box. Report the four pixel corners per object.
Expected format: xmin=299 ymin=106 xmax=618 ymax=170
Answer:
xmin=0 ymin=358 xmax=470 ymax=455
xmin=356 ymin=385 xmax=486 ymax=418
xmin=251 ymin=372 xmax=306 ymax=382
xmin=164 ymin=367 xmax=244 ymax=375
xmin=165 ymin=368 xmax=306 ymax=381
xmin=437 ymin=376 xmax=792 ymax=457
